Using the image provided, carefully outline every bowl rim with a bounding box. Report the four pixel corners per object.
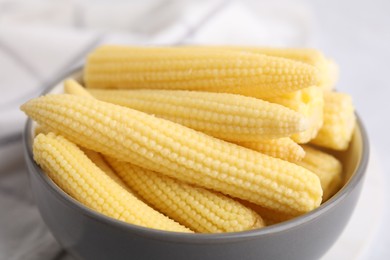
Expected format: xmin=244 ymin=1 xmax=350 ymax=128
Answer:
xmin=23 ymin=66 xmax=370 ymax=243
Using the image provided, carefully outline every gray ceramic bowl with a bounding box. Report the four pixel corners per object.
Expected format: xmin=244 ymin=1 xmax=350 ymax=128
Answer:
xmin=23 ymin=69 xmax=369 ymax=260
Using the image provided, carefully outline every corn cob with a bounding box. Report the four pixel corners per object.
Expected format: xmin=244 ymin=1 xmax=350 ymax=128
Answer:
xmin=64 ymin=79 xmax=90 ymax=97
xmin=245 ymin=48 xmax=338 ymax=91
xmin=84 ymin=45 xmax=320 ymax=98
xmin=235 ymin=138 xmax=305 ymax=162
xmin=264 ymin=86 xmax=324 ymax=143
xmin=196 ymin=46 xmax=338 ymax=90
xmin=33 ymin=132 xmax=191 ymax=232
xmin=296 ymin=145 xmax=342 ymax=201
xmin=21 ymin=94 xmax=323 ymax=216
xmin=311 ymin=91 xmax=356 ymax=150
xmin=89 ymin=89 xmax=308 ymax=141
xmin=105 ymin=156 xmax=264 ymax=233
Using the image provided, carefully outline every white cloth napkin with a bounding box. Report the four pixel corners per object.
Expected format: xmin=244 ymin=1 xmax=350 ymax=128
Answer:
xmin=0 ymin=1 xmax=318 ymax=259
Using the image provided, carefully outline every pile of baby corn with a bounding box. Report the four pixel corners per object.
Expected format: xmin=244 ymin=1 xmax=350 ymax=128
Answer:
xmin=21 ymin=45 xmax=356 ymax=233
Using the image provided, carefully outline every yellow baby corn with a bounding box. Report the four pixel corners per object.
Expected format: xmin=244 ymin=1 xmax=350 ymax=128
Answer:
xmin=204 ymin=46 xmax=338 ymax=90
xmin=311 ymin=91 xmax=356 ymax=150
xmin=105 ymin=157 xmax=264 ymax=233
xmin=89 ymin=89 xmax=308 ymax=141
xmin=64 ymin=79 xmax=90 ymax=97
xmin=264 ymin=86 xmax=324 ymax=143
xmin=297 ymin=145 xmax=342 ymax=201
xmin=21 ymin=94 xmax=323 ymax=216
xmin=85 ymin=45 xmax=320 ymax=98
xmin=235 ymin=138 xmax=305 ymax=162
xmin=81 ymin=148 xmax=132 ymax=192
xmin=248 ymin=48 xmax=339 ymax=91
xmin=33 ymin=133 xmax=191 ymax=232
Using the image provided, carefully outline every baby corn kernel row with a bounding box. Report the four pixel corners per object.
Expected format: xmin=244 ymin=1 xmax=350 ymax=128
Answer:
xmin=22 ymin=45 xmax=357 ymax=233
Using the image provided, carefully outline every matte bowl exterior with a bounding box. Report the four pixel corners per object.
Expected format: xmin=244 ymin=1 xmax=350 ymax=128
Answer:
xmin=23 ymin=70 xmax=369 ymax=260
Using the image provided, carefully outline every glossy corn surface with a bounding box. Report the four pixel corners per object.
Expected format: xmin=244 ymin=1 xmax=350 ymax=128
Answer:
xmin=22 ymin=94 xmax=323 ymax=216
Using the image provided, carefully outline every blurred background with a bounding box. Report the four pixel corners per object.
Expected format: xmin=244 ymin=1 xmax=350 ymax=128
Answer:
xmin=0 ymin=0 xmax=389 ymax=259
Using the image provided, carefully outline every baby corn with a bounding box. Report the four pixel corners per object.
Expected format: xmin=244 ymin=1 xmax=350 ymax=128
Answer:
xmin=22 ymin=94 xmax=322 ymax=216
xmin=264 ymin=86 xmax=324 ymax=143
xmin=105 ymin=157 xmax=264 ymax=233
xmin=89 ymin=89 xmax=308 ymax=141
xmin=203 ymin=46 xmax=338 ymax=90
xmin=85 ymin=45 xmax=319 ymax=98
xmin=33 ymin=133 xmax=191 ymax=232
xmin=235 ymin=138 xmax=305 ymax=162
xmin=250 ymin=48 xmax=339 ymax=91
xmin=311 ymin=92 xmax=356 ymax=150
xmin=296 ymin=145 xmax=343 ymax=201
